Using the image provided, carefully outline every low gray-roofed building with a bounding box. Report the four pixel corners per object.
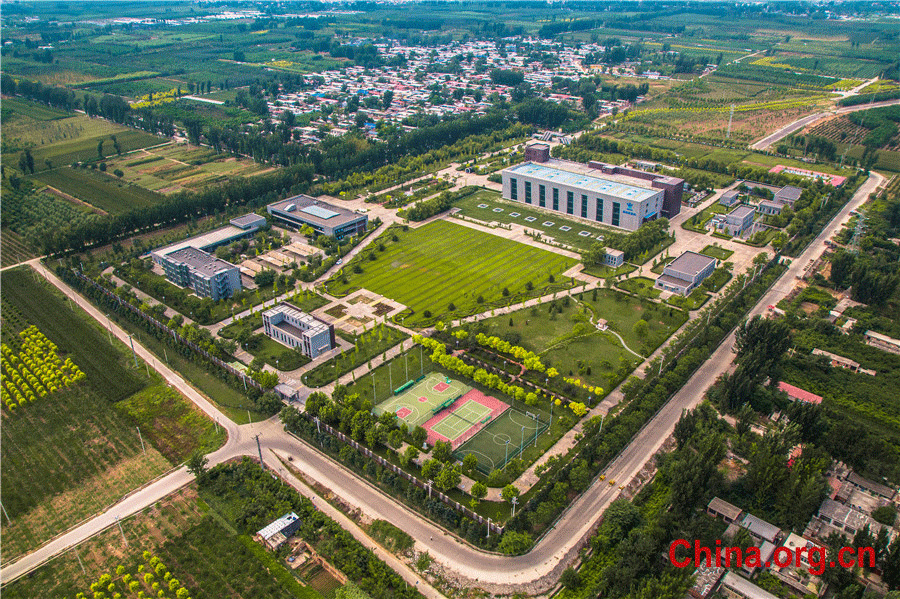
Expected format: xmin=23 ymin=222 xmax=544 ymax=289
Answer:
xmin=150 ymin=214 xmax=266 ymax=264
xmin=267 ymin=195 xmax=368 ymax=239
xmin=740 ymin=513 xmax=781 ymax=543
xmin=256 ymin=512 xmax=302 ymax=550
xmin=863 ymin=330 xmax=900 ymax=356
xmin=655 ymin=251 xmax=717 ymax=296
xmin=230 ymin=213 xmax=268 ymax=230
xmin=757 ymin=199 xmax=783 ymax=216
xmin=721 ymin=572 xmax=779 ymax=599
xmin=847 ymin=471 xmax=896 ymax=501
xmin=743 ymin=541 xmax=776 ymax=576
xmin=604 ymin=249 xmax=625 ymax=267
xmin=815 ymin=498 xmax=877 ymax=537
xmin=725 ymin=205 xmax=756 ymax=237
xmin=708 ymin=497 xmax=743 ymax=523
xmin=159 ymin=247 xmax=241 ymax=301
xmin=719 ymin=189 xmax=740 ymax=207
xmin=775 ymin=185 xmax=803 ymax=206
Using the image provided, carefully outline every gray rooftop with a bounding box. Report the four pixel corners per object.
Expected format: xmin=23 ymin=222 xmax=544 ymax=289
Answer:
xmin=268 ymin=194 xmax=365 ymax=227
xmin=668 ymin=251 xmax=717 ymax=277
xmin=721 ymin=190 xmax=739 ymax=200
xmin=729 ymin=205 xmax=756 ymax=220
xmin=740 ymin=513 xmax=781 ymax=542
xmin=708 ymin=497 xmax=743 ymax=521
xmin=847 ymin=472 xmax=896 ymax=499
xmin=230 ymin=213 xmax=267 ymax=229
xmin=166 ymin=247 xmax=236 ymax=277
xmin=776 ymin=186 xmax=803 ymax=202
xmin=152 ymin=224 xmax=260 ymax=259
xmin=505 ymin=162 xmax=659 ymax=202
xmin=722 ymin=572 xmax=779 ymax=599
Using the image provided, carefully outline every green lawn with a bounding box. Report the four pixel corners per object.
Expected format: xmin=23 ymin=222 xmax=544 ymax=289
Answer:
xmin=301 ymin=324 xmax=409 ymax=387
xmin=324 ymin=221 xmax=577 ymax=327
xmin=700 ymin=244 xmax=734 ymax=260
xmin=31 ymin=167 xmax=165 ymax=214
xmin=666 ymin=288 xmax=710 ymax=311
xmin=617 ymin=276 xmax=662 ymax=299
xmin=453 ymin=189 xmax=614 ymax=252
xmin=475 ymin=289 xmax=688 ymax=399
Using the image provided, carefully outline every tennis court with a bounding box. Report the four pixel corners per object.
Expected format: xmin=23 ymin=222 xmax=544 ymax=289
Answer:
xmin=428 ymin=400 xmax=493 ymax=443
xmin=371 ymin=372 xmax=470 ymax=429
xmin=454 ymin=408 xmax=548 ymax=474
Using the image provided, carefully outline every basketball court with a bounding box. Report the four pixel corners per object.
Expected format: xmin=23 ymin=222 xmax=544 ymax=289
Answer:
xmin=372 ymin=372 xmax=470 ymax=429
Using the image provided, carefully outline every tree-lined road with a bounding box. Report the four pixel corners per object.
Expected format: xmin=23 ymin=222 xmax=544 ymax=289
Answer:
xmin=2 ymin=172 xmax=882 ymax=593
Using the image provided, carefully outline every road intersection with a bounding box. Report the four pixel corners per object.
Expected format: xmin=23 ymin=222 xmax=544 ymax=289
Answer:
xmin=1 ymin=173 xmax=884 ymax=594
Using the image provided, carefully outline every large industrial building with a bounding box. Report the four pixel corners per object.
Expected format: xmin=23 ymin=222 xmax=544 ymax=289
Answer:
xmin=500 ymin=157 xmax=682 ymax=232
xmin=150 ymin=213 xmax=266 ymax=300
xmin=262 ymin=303 xmax=336 ymax=359
xmin=267 ymin=195 xmax=368 ymax=239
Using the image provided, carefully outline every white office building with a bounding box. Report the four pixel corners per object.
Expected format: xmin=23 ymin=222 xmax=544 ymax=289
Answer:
xmin=262 ymin=303 xmax=336 ymax=359
xmin=500 ymin=162 xmax=665 ymax=232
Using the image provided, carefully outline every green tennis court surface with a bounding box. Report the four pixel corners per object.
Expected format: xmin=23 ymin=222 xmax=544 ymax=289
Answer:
xmin=371 ymin=372 xmax=470 ymax=428
xmin=428 ymin=399 xmax=493 ymax=442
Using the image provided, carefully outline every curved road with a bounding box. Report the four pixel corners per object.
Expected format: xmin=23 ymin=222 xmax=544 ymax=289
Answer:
xmin=2 ymin=172 xmax=884 ymax=592
xmin=751 ymin=99 xmax=900 ymax=151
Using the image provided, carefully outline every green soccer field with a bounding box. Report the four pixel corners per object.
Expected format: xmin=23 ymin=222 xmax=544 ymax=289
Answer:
xmin=372 ymin=372 xmax=470 ymax=428
xmin=326 ymin=221 xmax=577 ymax=327
xmin=455 ymin=408 xmax=547 ymax=474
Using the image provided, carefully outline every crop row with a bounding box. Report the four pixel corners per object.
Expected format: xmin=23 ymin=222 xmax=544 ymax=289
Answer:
xmin=1 ymin=326 xmax=86 ymax=412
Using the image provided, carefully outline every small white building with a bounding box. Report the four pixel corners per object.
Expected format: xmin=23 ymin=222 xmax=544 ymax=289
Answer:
xmin=604 ymin=249 xmax=625 ymax=268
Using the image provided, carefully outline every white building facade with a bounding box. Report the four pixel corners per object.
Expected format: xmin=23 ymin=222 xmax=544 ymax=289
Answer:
xmin=501 ymin=163 xmax=664 ymax=232
xmin=262 ymin=304 xmax=336 ymax=359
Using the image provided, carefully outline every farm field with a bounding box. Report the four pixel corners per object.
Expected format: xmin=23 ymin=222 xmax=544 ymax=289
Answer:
xmin=0 ymin=267 xmax=223 ymax=560
xmin=1 ymin=185 xmax=104 ymax=256
xmin=106 ymin=143 xmax=273 ymax=194
xmin=31 ymin=167 xmax=166 ymax=214
xmin=0 ymin=229 xmax=38 ymax=267
xmin=452 ymin=189 xmax=614 ymax=252
xmin=2 ymin=109 xmax=164 ymax=174
xmin=2 ymin=487 xmax=322 ymax=599
xmin=324 ymin=221 xmax=577 ymax=327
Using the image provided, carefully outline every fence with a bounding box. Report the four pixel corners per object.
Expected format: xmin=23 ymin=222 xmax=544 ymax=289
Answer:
xmin=70 ymin=270 xmax=296 ymax=401
xmin=306 ymin=415 xmax=504 ymax=536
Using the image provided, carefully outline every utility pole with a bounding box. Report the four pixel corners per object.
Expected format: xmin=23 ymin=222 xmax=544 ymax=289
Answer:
xmin=136 ymin=427 xmax=145 ymax=454
xmin=127 ymin=334 xmax=138 ymax=368
xmin=75 ymin=549 xmax=86 ymax=575
xmin=0 ymin=501 xmax=10 ymax=525
xmin=511 ymin=496 xmax=518 ymax=518
xmin=115 ymin=515 xmax=127 ymax=545
xmin=726 ymin=103 xmax=735 ymax=139
xmin=254 ymin=434 xmax=264 ymax=470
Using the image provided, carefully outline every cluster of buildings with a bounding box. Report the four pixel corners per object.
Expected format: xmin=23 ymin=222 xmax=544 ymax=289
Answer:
xmin=769 ymin=165 xmax=847 ymax=187
xmin=270 ymin=38 xmax=638 ymax=140
xmin=695 ymin=463 xmax=898 ymax=599
xmin=150 ymin=213 xmax=267 ymax=301
xmin=710 ymin=184 xmax=804 ymax=239
xmin=500 ymin=145 xmax=683 ymax=232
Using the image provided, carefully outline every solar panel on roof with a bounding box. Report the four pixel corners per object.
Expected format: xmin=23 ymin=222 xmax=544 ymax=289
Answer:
xmin=300 ymin=205 xmax=340 ymax=220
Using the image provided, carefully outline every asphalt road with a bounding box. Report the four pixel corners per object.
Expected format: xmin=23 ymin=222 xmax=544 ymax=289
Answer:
xmin=2 ymin=172 xmax=884 ymax=590
xmin=751 ymin=99 xmax=900 ymax=151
